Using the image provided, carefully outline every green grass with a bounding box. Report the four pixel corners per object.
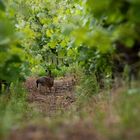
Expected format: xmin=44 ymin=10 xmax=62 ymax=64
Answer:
xmin=0 ymin=68 xmax=140 ymax=140
xmin=0 ymin=83 xmax=31 ymax=139
xmin=42 ymin=78 xmax=140 ymax=140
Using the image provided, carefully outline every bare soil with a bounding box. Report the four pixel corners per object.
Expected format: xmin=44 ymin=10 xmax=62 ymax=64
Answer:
xmin=25 ymin=76 xmax=76 ymax=117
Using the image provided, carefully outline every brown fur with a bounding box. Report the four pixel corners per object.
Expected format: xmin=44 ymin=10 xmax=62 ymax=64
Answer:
xmin=36 ymin=71 xmax=54 ymax=92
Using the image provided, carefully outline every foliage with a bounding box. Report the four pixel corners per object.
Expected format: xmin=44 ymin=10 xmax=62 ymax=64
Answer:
xmin=0 ymin=0 xmax=27 ymax=82
xmin=9 ymin=0 xmax=78 ymax=73
xmin=2 ymin=0 xmax=139 ymax=79
xmin=4 ymin=0 xmax=139 ymax=80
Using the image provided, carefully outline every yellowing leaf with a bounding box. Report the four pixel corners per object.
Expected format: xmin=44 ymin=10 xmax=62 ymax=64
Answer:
xmin=48 ymin=41 xmax=57 ymax=48
xmin=60 ymin=40 xmax=66 ymax=47
xmin=53 ymin=17 xmax=58 ymax=24
xmin=46 ymin=29 xmax=53 ymax=37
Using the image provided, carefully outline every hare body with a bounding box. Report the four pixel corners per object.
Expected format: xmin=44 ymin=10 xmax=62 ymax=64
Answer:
xmin=36 ymin=71 xmax=54 ymax=93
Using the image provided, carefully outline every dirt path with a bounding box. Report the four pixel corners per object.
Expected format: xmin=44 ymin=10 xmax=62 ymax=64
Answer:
xmin=26 ymin=76 xmax=75 ymax=116
xmin=7 ymin=77 xmax=76 ymax=139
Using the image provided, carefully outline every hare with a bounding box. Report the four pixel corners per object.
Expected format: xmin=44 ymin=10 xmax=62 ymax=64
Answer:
xmin=36 ymin=70 xmax=54 ymax=93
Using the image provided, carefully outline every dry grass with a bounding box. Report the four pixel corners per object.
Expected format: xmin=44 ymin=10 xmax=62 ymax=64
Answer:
xmin=6 ymin=77 xmax=140 ymax=140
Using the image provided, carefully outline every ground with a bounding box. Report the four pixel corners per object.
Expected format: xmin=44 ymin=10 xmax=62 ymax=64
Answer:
xmin=8 ymin=76 xmax=103 ymax=140
xmin=25 ymin=76 xmax=76 ymax=117
xmin=7 ymin=76 xmax=140 ymax=140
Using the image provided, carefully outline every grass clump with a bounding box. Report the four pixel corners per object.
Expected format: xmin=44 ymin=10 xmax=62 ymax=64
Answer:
xmin=0 ymin=83 xmax=31 ymax=139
